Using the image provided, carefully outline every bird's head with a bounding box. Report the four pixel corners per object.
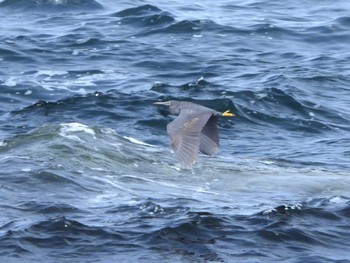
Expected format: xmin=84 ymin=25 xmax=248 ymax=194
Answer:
xmin=154 ymin=100 xmax=181 ymax=115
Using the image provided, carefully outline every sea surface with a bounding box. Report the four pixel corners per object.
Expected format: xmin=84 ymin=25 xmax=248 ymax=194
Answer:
xmin=1 ymin=0 xmax=350 ymax=262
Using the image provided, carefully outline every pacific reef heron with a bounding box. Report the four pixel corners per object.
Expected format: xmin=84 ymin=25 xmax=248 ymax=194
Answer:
xmin=154 ymin=100 xmax=234 ymax=168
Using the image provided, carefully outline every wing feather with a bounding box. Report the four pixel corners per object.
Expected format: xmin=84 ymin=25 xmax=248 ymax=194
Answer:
xmin=167 ymin=111 xmax=212 ymax=168
xmin=199 ymin=115 xmax=219 ymax=155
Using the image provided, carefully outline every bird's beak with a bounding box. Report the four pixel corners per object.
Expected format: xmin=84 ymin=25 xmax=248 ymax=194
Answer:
xmin=154 ymin=101 xmax=170 ymax=106
xmin=222 ymin=110 xmax=235 ymax=117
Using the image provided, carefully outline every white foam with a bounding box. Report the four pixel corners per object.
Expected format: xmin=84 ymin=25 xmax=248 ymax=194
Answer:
xmin=72 ymin=49 xmax=80 ymax=56
xmin=90 ymin=167 xmax=107 ymax=172
xmin=59 ymin=123 xmax=96 ymax=142
xmin=0 ymin=155 xmax=30 ymax=161
xmin=76 ymin=38 xmax=90 ymax=44
xmin=123 ymin=136 xmax=154 ymax=147
xmin=259 ymin=160 xmax=275 ymax=165
xmin=55 ymin=85 xmax=87 ymax=94
xmin=40 ymin=84 xmax=54 ymax=91
xmin=34 ymin=70 xmax=68 ymax=77
xmin=60 ymin=134 xmax=85 ymax=143
xmin=4 ymin=78 xmax=17 ymax=87
xmin=256 ymin=93 xmax=268 ymax=99
xmin=101 ymin=128 xmax=117 ymax=135
xmin=60 ymin=123 xmax=95 ymax=135
xmin=196 ymin=76 xmax=204 ymax=84
xmin=73 ymin=76 xmax=97 ymax=87
xmin=329 ymin=196 xmax=347 ymax=204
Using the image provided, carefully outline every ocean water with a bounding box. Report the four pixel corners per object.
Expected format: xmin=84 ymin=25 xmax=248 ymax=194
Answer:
xmin=1 ymin=0 xmax=350 ymax=262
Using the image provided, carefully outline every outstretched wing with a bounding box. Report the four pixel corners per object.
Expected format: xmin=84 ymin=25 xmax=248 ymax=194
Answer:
xmin=167 ymin=111 xmax=212 ymax=168
xmin=199 ymin=115 xmax=219 ymax=156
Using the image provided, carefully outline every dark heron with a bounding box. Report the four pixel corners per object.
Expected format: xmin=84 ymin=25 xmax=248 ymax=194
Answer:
xmin=154 ymin=100 xmax=234 ymax=168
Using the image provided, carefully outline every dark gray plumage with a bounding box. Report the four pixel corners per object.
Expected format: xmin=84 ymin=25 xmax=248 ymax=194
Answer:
xmin=154 ymin=100 xmax=234 ymax=168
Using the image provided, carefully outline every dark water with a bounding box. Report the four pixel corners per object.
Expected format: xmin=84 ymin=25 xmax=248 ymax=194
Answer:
xmin=1 ymin=0 xmax=350 ymax=262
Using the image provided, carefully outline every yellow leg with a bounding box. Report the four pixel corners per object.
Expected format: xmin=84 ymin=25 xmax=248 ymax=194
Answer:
xmin=222 ymin=110 xmax=235 ymax=117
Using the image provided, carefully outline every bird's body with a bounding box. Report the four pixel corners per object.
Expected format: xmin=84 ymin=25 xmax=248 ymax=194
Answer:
xmin=154 ymin=100 xmax=234 ymax=168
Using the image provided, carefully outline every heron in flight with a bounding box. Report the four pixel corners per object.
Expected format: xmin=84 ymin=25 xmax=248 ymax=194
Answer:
xmin=154 ymin=100 xmax=234 ymax=168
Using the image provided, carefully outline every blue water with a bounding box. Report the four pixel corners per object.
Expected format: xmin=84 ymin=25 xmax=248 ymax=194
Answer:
xmin=1 ymin=0 xmax=350 ymax=262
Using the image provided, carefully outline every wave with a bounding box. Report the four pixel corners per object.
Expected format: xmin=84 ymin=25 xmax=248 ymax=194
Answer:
xmin=107 ymin=4 xmax=350 ymax=47
xmin=0 ymin=46 xmax=37 ymax=63
xmin=113 ymin=4 xmax=163 ymax=17
xmin=3 ymin=201 xmax=81 ymax=214
xmin=0 ymin=0 xmax=103 ymax=12
xmin=9 ymin=91 xmax=155 ymax=126
xmin=1 ymin=195 xmax=349 ymax=261
xmin=137 ymin=18 xmax=249 ymax=38
xmin=232 ymin=86 xmax=350 ymax=133
xmin=0 ymin=120 xmax=167 ymax=176
xmin=111 ymin=5 xmax=247 ymax=38
xmin=0 ymin=216 xmax=125 ymax=260
xmin=3 ymin=78 xmax=350 ymax=173
xmin=151 ymin=78 xmax=350 ymax=134
xmin=140 ymin=196 xmax=350 ymax=261
xmin=260 ymin=196 xmax=350 ymax=219
xmin=112 ymin=4 xmax=175 ymax=28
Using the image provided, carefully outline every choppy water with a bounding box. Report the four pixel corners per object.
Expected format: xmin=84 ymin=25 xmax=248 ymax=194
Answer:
xmin=1 ymin=0 xmax=350 ymax=262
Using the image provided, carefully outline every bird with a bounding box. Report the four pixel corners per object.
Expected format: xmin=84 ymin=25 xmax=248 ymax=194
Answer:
xmin=154 ymin=100 xmax=234 ymax=168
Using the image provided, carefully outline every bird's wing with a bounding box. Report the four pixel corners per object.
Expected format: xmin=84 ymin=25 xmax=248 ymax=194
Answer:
xmin=199 ymin=115 xmax=219 ymax=156
xmin=167 ymin=111 xmax=212 ymax=168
